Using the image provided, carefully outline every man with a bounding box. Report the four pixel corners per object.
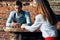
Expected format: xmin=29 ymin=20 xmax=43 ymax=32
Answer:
xmin=6 ymin=1 xmax=32 ymax=40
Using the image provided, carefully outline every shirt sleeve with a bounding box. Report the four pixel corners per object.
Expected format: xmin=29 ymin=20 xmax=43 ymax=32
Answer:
xmin=25 ymin=14 xmax=44 ymax=32
xmin=25 ymin=11 xmax=32 ymax=26
xmin=6 ymin=11 xmax=14 ymax=28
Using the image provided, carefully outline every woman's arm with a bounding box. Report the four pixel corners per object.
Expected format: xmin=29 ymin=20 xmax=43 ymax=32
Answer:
xmin=21 ymin=14 xmax=44 ymax=32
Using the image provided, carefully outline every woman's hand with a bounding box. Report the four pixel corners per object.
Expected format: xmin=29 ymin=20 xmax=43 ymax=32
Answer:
xmin=21 ymin=24 xmax=25 ymax=28
xmin=21 ymin=24 xmax=27 ymax=28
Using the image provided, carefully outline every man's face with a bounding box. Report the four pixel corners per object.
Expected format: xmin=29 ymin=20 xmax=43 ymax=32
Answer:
xmin=15 ymin=5 xmax=22 ymax=13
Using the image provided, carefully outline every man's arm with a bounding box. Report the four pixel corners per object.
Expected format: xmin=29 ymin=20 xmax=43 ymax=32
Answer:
xmin=6 ymin=11 xmax=13 ymax=28
xmin=25 ymin=11 xmax=32 ymax=26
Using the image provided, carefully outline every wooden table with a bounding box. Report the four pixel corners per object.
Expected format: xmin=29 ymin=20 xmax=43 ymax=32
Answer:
xmin=4 ymin=28 xmax=40 ymax=40
xmin=4 ymin=28 xmax=40 ymax=32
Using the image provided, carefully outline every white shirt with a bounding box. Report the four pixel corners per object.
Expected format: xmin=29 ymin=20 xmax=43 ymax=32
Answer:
xmin=22 ymin=14 xmax=58 ymax=38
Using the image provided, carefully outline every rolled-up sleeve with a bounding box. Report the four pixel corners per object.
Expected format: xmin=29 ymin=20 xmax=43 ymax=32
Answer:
xmin=25 ymin=11 xmax=32 ymax=26
xmin=6 ymin=12 xmax=14 ymax=28
xmin=25 ymin=14 xmax=44 ymax=32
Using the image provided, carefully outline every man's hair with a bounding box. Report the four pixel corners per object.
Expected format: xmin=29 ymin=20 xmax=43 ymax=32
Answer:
xmin=16 ymin=1 xmax=22 ymax=8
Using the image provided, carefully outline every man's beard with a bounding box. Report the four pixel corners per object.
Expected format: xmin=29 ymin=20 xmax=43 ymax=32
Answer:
xmin=18 ymin=10 xmax=22 ymax=13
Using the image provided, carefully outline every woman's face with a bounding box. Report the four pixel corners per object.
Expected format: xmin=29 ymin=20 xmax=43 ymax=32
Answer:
xmin=15 ymin=5 xmax=22 ymax=13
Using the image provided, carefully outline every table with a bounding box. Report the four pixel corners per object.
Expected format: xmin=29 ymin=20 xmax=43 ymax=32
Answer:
xmin=4 ymin=28 xmax=40 ymax=40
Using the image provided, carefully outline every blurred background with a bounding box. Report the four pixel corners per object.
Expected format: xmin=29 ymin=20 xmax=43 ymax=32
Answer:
xmin=0 ymin=0 xmax=60 ymax=40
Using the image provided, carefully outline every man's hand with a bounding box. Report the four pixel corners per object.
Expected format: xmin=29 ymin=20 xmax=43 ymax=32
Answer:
xmin=11 ymin=22 xmax=16 ymax=27
xmin=3 ymin=27 xmax=11 ymax=32
xmin=11 ymin=22 xmax=21 ymax=28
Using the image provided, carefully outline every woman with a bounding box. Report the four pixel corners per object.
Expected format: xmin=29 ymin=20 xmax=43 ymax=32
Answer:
xmin=21 ymin=0 xmax=58 ymax=40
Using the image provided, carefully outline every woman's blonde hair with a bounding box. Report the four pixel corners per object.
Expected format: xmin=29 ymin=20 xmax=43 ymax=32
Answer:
xmin=36 ymin=0 xmax=57 ymax=25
